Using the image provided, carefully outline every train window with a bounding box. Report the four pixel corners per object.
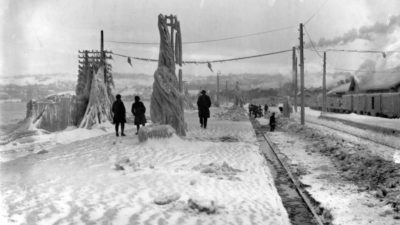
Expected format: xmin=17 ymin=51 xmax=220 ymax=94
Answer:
xmin=372 ymin=97 xmax=375 ymax=110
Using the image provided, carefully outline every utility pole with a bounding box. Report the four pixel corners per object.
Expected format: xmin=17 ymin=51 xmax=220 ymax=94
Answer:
xmin=292 ymin=46 xmax=298 ymax=113
xmin=322 ymin=51 xmax=327 ymax=113
xmin=216 ymin=71 xmax=220 ymax=106
xmin=299 ymin=23 xmax=305 ymax=125
xmin=100 ymin=30 xmax=107 ymax=83
xmin=166 ymin=15 xmax=182 ymax=92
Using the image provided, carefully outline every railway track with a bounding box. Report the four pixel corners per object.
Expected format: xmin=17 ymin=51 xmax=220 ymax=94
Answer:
xmin=304 ymin=117 xmax=399 ymax=150
xmin=250 ymin=118 xmax=327 ymax=225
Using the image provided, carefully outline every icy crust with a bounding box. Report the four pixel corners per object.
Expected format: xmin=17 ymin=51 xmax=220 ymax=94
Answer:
xmin=26 ymin=93 xmax=78 ymax=132
xmin=0 ymin=109 xmax=290 ymax=225
xmin=269 ymin=118 xmax=400 ymax=224
xmin=0 ymin=122 xmax=115 ymax=162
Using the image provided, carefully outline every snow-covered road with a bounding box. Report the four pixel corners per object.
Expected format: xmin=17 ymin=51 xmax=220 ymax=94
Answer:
xmin=0 ymin=108 xmax=290 ymax=225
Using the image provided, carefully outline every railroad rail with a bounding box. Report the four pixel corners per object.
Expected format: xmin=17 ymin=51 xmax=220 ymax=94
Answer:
xmin=251 ymin=119 xmax=326 ymax=225
xmin=305 ymin=117 xmax=400 ymax=150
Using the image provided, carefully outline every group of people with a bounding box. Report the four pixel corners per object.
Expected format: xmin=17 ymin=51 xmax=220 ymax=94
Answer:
xmin=248 ymin=104 xmax=263 ymax=118
xmin=111 ymin=94 xmax=147 ymax=137
xmin=111 ymin=90 xmax=213 ymax=136
xmin=248 ymin=104 xmax=269 ymax=118
xmin=248 ymin=103 xmax=276 ymax=132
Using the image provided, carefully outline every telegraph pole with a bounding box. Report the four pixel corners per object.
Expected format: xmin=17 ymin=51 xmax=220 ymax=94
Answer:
xmin=292 ymin=46 xmax=298 ymax=113
xmin=299 ymin=23 xmax=305 ymax=125
xmin=100 ymin=30 xmax=107 ymax=83
xmin=322 ymin=51 xmax=327 ymax=113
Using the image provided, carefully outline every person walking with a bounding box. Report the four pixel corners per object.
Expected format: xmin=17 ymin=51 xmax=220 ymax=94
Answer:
xmin=269 ymin=112 xmax=276 ymax=132
xmin=131 ymin=96 xmax=147 ymax=135
xmin=264 ymin=104 xmax=269 ymax=115
xmin=112 ymin=94 xmax=126 ymax=137
xmin=197 ymin=90 xmax=211 ymax=129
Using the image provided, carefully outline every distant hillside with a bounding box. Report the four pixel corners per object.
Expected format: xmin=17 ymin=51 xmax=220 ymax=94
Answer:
xmin=186 ymin=73 xmax=291 ymax=91
xmin=0 ymin=70 xmax=354 ymax=101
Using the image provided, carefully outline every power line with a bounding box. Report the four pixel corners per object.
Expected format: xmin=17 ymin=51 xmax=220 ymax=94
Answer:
xmin=106 ymin=26 xmax=296 ymax=46
xmin=308 ymin=48 xmax=400 ymax=55
xmin=184 ymin=49 xmax=292 ymax=64
xmin=111 ymin=52 xmax=158 ymax=62
xmin=304 ymin=0 xmax=329 ymax=24
xmin=110 ymin=49 xmax=292 ymax=64
xmin=184 ymin=26 xmax=295 ymax=44
xmin=330 ymin=67 xmax=398 ymax=73
xmin=304 ymin=26 xmax=323 ymax=58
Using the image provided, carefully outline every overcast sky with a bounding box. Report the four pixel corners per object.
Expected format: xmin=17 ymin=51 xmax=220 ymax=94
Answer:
xmin=1 ymin=0 xmax=400 ymax=78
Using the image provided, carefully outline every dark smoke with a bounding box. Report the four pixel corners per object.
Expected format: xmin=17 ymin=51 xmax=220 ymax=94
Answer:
xmin=317 ymin=14 xmax=400 ymax=47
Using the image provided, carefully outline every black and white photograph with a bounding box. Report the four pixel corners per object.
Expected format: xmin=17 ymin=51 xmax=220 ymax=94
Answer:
xmin=1 ymin=0 xmax=400 ymax=224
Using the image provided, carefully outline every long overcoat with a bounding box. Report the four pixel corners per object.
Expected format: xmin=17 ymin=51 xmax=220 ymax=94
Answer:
xmin=197 ymin=94 xmax=211 ymax=118
xmin=131 ymin=101 xmax=147 ymax=125
xmin=112 ymin=100 xmax=126 ymax=123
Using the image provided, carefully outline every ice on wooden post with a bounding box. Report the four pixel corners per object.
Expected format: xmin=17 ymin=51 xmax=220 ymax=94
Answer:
xmin=79 ymin=66 xmax=113 ymax=129
xmin=150 ymin=14 xmax=186 ymax=136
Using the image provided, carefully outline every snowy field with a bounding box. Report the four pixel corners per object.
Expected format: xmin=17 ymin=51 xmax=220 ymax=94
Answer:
xmin=0 ymin=108 xmax=290 ymax=225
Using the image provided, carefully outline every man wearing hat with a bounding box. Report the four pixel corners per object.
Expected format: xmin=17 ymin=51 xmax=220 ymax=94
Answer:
xmin=197 ymin=90 xmax=212 ymax=129
xmin=111 ymin=94 xmax=126 ymax=136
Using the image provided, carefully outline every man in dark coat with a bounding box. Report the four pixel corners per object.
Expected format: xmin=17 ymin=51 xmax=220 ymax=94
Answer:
xmin=269 ymin=112 xmax=276 ymax=132
xmin=112 ymin=94 xmax=126 ymax=136
xmin=131 ymin=96 xmax=146 ymax=135
xmin=197 ymin=90 xmax=211 ymax=129
xmin=264 ymin=104 xmax=269 ymax=114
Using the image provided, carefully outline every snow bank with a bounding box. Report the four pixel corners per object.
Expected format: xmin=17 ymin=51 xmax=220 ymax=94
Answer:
xmin=0 ymin=122 xmax=115 ymax=162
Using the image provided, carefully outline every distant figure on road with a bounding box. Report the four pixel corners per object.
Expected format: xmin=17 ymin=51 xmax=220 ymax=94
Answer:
xmin=112 ymin=94 xmax=126 ymax=137
xmin=197 ymin=90 xmax=211 ymax=129
xmin=264 ymin=104 xmax=269 ymax=114
xmin=269 ymin=112 xmax=276 ymax=132
xmin=131 ymin=96 xmax=147 ymax=135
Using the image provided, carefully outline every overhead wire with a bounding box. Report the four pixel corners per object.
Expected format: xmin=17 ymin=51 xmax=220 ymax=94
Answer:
xmin=303 ymin=26 xmax=323 ymax=58
xmin=106 ymin=26 xmax=296 ymax=46
xmin=304 ymin=0 xmax=329 ymax=25
xmin=110 ymin=49 xmax=292 ymax=64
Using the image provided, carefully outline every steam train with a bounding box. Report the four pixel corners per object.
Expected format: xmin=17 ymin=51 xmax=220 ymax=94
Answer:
xmin=309 ymin=92 xmax=400 ymax=118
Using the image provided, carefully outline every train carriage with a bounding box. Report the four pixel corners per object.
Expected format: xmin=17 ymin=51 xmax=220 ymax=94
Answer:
xmin=381 ymin=92 xmax=400 ymax=118
xmin=365 ymin=93 xmax=382 ymax=116
xmin=352 ymin=94 xmax=367 ymax=115
xmin=342 ymin=94 xmax=353 ymax=113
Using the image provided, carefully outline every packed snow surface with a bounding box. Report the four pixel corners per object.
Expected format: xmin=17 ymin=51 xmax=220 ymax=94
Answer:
xmin=0 ymin=108 xmax=289 ymax=225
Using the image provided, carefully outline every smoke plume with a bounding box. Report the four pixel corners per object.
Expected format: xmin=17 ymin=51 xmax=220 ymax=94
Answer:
xmin=317 ymin=14 xmax=400 ymax=47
